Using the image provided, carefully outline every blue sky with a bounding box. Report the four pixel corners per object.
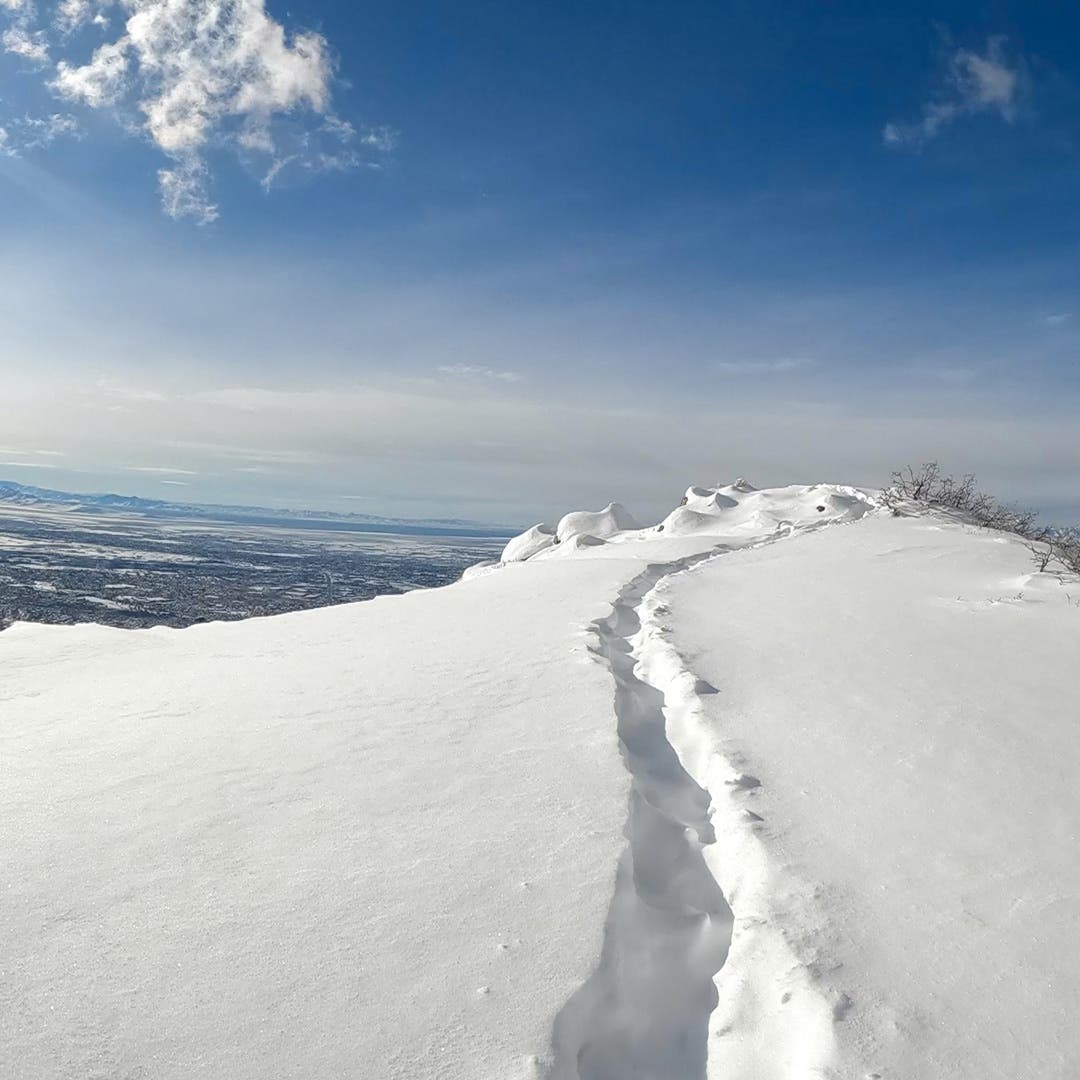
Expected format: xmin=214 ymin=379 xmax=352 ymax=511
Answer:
xmin=1 ymin=1 xmax=1077 ymax=524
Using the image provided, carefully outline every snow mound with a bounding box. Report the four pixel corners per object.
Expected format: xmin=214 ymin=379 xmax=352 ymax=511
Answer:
xmin=660 ymin=508 xmax=727 ymax=537
xmin=661 ymin=483 xmax=872 ymax=537
xmin=538 ymin=532 xmax=608 ymax=558
xmin=682 ymin=486 xmax=738 ymax=514
xmin=556 ymin=502 xmax=641 ymax=544
xmin=501 ymin=523 xmax=557 ymax=563
xmin=501 ymin=483 xmax=874 ymax=565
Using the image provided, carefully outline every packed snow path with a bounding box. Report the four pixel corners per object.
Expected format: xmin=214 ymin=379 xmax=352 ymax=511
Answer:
xmin=549 ymin=558 xmax=733 ymax=1080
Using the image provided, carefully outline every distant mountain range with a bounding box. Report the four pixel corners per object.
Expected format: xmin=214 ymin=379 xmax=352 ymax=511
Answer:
xmin=0 ymin=481 xmax=519 ymax=539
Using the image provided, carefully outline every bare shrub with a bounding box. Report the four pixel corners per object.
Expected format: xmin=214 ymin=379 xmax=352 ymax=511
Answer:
xmin=1051 ymin=527 xmax=1080 ymax=575
xmin=1026 ymin=537 xmax=1058 ymax=573
xmin=883 ymin=464 xmax=1079 ymax=577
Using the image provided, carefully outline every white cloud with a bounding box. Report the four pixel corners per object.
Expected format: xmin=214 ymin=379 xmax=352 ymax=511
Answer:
xmin=884 ymin=39 xmax=1023 ymax=148
xmin=124 ymin=465 xmax=198 ymax=476
xmin=0 ymin=111 xmax=80 ymax=155
xmin=3 ymin=26 xmax=48 ymax=62
xmin=258 ymin=115 xmax=395 ymax=191
xmin=54 ymin=0 xmax=108 ymax=32
xmin=19 ymin=112 xmax=78 ymax=148
xmin=56 ymin=0 xmax=91 ymax=31
xmin=437 ymin=364 xmax=523 ymax=383
xmin=1043 ymin=313 xmax=1072 ymax=327
xmin=360 ymin=126 xmax=397 ymax=153
xmin=52 ymin=39 xmax=129 ymax=106
xmin=50 ymin=1 xmax=332 ymax=155
xmin=158 ymin=157 xmax=217 ymax=223
xmin=0 ymin=0 xmax=393 ymax=220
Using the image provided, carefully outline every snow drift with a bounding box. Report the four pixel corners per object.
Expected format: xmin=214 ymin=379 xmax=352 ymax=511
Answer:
xmin=4 ymin=478 xmax=1078 ymax=1080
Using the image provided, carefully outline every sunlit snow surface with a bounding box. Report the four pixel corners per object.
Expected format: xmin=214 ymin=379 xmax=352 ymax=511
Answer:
xmin=3 ymin=481 xmax=1079 ymax=1079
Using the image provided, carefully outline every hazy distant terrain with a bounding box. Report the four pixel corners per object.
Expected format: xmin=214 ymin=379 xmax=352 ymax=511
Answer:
xmin=0 ymin=501 xmax=508 ymax=629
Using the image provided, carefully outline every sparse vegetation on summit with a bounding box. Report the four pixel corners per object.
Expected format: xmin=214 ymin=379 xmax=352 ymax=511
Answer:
xmin=882 ymin=462 xmax=1080 ymax=576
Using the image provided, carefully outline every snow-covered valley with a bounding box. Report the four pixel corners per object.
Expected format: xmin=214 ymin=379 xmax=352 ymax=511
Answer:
xmin=3 ymin=481 xmax=1078 ymax=1079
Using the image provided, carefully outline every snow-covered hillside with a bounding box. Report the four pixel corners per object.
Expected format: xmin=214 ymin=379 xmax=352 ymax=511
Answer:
xmin=3 ymin=481 xmax=1078 ymax=1079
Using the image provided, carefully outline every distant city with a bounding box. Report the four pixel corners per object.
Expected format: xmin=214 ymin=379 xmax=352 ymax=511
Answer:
xmin=0 ymin=482 xmax=513 ymax=630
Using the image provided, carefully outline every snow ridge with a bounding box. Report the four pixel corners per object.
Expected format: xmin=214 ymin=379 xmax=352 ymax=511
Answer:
xmin=635 ymin=566 xmax=840 ymax=1079
xmin=545 ymin=502 xmax=872 ymax=1079
xmin=546 ymin=555 xmax=733 ymax=1080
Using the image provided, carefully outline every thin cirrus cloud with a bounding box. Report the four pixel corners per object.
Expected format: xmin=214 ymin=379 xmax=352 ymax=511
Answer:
xmin=713 ymin=357 xmax=813 ymax=375
xmin=0 ymin=112 xmax=79 ymax=156
xmin=0 ymin=0 xmax=393 ymax=221
xmin=123 ymin=466 xmax=198 ymax=476
xmin=436 ymin=364 xmax=523 ymax=383
xmin=884 ymin=38 xmax=1023 ymax=148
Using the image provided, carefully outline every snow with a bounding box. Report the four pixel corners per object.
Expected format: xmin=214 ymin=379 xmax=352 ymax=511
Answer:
xmin=2 ymin=557 xmax=648 ymax=1080
xmin=3 ymin=479 xmax=1079 ymax=1079
xmin=501 ymin=523 xmax=556 ymax=563
xmin=556 ymin=502 xmax=641 ymax=544
xmin=649 ymin=512 xmax=1080 ymax=1079
xmin=659 ymin=482 xmax=872 ymax=538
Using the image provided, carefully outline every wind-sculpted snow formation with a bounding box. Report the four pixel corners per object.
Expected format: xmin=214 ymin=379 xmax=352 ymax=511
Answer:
xmin=499 ymin=482 xmax=871 ymax=564
xmin=4 ymin=479 xmax=1079 ymax=1080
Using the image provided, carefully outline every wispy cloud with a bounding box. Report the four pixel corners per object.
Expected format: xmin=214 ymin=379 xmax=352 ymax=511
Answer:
xmin=0 ymin=112 xmax=79 ymax=156
xmin=437 ymin=364 xmax=523 ymax=383
xmin=713 ymin=357 xmax=813 ymax=374
xmin=1 ymin=0 xmax=393 ymax=221
xmin=96 ymin=376 xmax=168 ymax=403
xmin=124 ymin=465 xmax=198 ymax=476
xmin=0 ymin=446 xmax=66 ymax=457
xmin=1043 ymin=312 xmax=1072 ymax=327
xmin=158 ymin=158 xmax=217 ymax=225
xmin=3 ymin=25 xmax=48 ymax=62
xmin=884 ymin=38 xmax=1024 ymax=149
